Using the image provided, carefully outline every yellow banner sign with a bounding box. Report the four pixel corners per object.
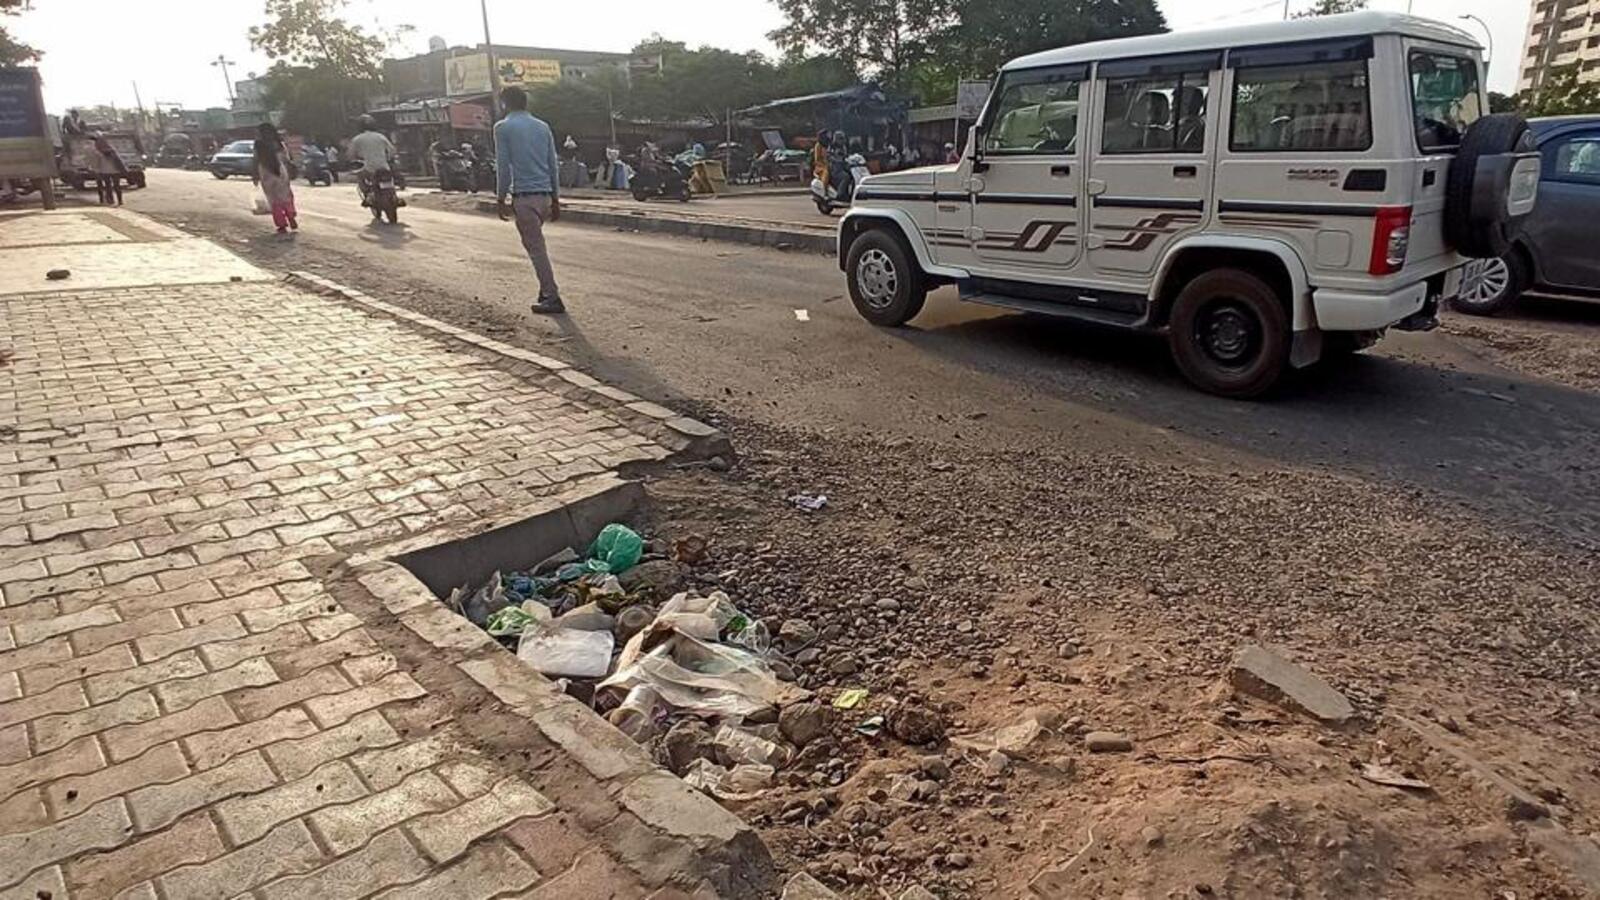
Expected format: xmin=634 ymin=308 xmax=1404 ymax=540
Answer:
xmin=498 ymin=59 xmax=562 ymax=88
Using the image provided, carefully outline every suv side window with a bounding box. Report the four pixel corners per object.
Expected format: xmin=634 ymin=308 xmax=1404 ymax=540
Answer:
xmin=1408 ymin=50 xmax=1483 ymax=152
xmin=983 ymin=67 xmax=1085 ymax=155
xmin=1101 ymin=71 xmax=1209 ymax=154
xmin=1546 ymin=133 xmax=1600 ymax=184
xmin=1230 ymin=59 xmax=1372 ymax=152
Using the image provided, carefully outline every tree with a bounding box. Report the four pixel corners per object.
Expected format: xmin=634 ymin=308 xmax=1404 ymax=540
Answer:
xmin=916 ymin=0 xmax=1166 ymax=102
xmin=249 ymin=0 xmax=393 ymax=137
xmin=248 ymin=0 xmax=385 ymax=80
xmin=1488 ymin=91 xmax=1519 ymax=114
xmin=1520 ymin=64 xmax=1600 ymax=117
xmin=527 ymin=77 xmax=614 ymax=141
xmin=769 ymin=0 xmax=957 ymax=88
xmin=1292 ymin=0 xmax=1367 ymax=19
xmin=1 ymin=0 xmax=39 ymax=66
xmin=621 ymin=39 xmax=856 ymax=125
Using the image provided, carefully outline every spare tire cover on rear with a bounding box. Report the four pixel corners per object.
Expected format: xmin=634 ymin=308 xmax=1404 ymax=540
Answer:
xmin=1444 ymin=113 xmax=1539 ymax=259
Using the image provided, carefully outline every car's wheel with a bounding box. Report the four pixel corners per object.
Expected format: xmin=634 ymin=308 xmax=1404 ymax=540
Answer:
xmin=1168 ymin=268 xmax=1290 ymax=398
xmin=846 ymin=228 xmax=926 ymax=327
xmin=212 ymin=170 xmax=228 ymax=180
xmin=1445 ymin=114 xmax=1539 ymax=259
xmin=814 ymin=196 xmax=833 ymax=215
xmin=130 ymin=171 xmax=147 ymax=189
xmin=1453 ymin=252 xmax=1526 ymax=317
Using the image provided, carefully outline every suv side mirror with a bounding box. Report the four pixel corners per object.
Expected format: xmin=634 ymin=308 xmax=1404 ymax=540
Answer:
xmin=969 ymin=124 xmax=990 ymax=172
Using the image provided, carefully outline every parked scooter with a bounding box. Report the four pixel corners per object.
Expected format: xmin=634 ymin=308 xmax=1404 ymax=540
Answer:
xmin=360 ymin=168 xmax=404 ymax=224
xmin=434 ymin=146 xmax=474 ymax=192
xmin=630 ymin=143 xmax=692 ymax=202
xmin=301 ymin=147 xmax=334 ymax=186
xmin=811 ymin=151 xmax=871 ymax=215
xmin=472 ymin=152 xmax=497 ymax=192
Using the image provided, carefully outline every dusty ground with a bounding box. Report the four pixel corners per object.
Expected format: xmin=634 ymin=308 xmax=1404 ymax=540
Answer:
xmin=1441 ymin=297 xmax=1600 ymax=394
xmin=638 ymin=412 xmax=1600 ymax=899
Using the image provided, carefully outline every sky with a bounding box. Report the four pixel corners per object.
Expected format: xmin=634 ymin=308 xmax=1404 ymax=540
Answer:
xmin=14 ymin=0 xmax=1530 ymax=113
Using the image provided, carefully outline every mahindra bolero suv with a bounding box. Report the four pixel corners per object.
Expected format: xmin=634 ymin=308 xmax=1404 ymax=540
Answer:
xmin=838 ymin=12 xmax=1540 ymax=397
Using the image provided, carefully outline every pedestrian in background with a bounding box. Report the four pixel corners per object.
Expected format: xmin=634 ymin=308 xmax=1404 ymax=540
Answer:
xmin=252 ymin=122 xmax=297 ymax=234
xmin=494 ymin=85 xmax=564 ymax=314
xmin=88 ymin=133 xmax=125 ymax=206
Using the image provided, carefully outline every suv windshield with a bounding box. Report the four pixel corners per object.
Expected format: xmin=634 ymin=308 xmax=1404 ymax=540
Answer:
xmin=1408 ymin=50 xmax=1482 ymax=152
xmin=222 ymin=140 xmax=254 ymax=154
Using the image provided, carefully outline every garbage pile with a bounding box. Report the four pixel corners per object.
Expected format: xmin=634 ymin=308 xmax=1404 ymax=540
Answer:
xmin=446 ymin=523 xmax=816 ymax=802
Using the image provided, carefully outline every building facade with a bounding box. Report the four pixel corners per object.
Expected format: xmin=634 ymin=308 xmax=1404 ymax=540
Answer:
xmin=1520 ymin=0 xmax=1600 ymax=93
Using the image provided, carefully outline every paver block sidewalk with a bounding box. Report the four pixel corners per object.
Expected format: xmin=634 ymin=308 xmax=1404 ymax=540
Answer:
xmin=0 ymin=242 xmax=754 ymax=896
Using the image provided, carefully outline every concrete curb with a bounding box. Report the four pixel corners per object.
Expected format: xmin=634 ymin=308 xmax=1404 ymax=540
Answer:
xmin=467 ymin=197 xmax=838 ymax=255
xmin=344 ymin=477 xmax=778 ymax=896
xmin=283 ymin=270 xmax=733 ymax=464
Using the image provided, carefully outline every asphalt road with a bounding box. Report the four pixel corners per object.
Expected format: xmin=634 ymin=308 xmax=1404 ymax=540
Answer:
xmin=124 ymin=170 xmax=1600 ymax=546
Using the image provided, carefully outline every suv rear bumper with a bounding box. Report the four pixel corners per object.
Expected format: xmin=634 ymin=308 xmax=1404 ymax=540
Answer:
xmin=1313 ymin=282 xmax=1428 ymax=331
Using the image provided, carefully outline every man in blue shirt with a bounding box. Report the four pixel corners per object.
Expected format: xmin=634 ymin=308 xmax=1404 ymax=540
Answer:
xmin=494 ymin=86 xmax=564 ymax=313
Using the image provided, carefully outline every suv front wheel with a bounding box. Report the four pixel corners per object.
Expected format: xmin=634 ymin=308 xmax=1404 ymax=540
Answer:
xmin=1168 ymin=268 xmax=1290 ymax=398
xmin=846 ymin=228 xmax=927 ymax=326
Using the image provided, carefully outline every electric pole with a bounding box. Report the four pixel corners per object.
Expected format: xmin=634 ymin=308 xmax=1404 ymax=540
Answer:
xmin=481 ymin=0 xmax=500 ymax=118
xmin=211 ymin=55 xmax=237 ymax=105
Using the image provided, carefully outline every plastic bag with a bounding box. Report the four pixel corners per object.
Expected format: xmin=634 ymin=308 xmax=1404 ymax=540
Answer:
xmin=587 ymin=524 xmax=644 ymax=574
xmin=713 ymin=724 xmax=790 ymax=767
xmin=486 ymin=600 xmax=551 ymax=637
xmin=517 ymin=627 xmax=614 ymax=678
xmin=684 ymin=758 xmax=774 ymax=801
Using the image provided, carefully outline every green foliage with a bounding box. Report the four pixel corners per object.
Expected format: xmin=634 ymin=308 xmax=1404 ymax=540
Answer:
xmin=1 ymin=0 xmax=39 ymax=66
xmin=527 ymin=77 xmax=614 ymax=139
xmin=1292 ymin=0 xmax=1367 ymax=19
xmin=768 ymin=0 xmax=1166 ymax=105
xmin=769 ymin=0 xmax=956 ymax=85
xmin=261 ymin=62 xmax=374 ymax=139
xmin=1520 ymin=64 xmax=1600 ymax=117
xmin=1488 ymin=91 xmax=1519 ymax=114
xmin=614 ymin=38 xmax=857 ymax=124
xmin=248 ymin=0 xmax=386 ymax=80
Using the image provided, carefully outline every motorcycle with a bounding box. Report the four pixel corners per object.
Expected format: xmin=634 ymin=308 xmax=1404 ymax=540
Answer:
xmin=434 ymin=148 xmax=474 ymax=192
xmin=361 ymin=168 xmax=404 ymax=224
xmin=811 ymin=152 xmax=871 ymax=215
xmin=630 ymin=144 xmax=692 ymax=203
xmin=472 ymin=153 xmax=497 ymax=192
xmin=301 ymin=149 xmax=334 ymax=186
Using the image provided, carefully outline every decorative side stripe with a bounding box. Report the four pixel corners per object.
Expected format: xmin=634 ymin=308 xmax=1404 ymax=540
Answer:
xmin=1218 ymin=200 xmax=1382 ymax=217
xmin=1094 ymin=197 xmax=1205 ymax=211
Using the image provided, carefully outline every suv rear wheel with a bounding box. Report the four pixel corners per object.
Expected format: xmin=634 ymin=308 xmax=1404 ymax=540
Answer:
xmin=1168 ymin=268 xmax=1290 ymax=398
xmin=846 ymin=228 xmax=927 ymax=326
xmin=1453 ymin=253 xmax=1526 ymax=317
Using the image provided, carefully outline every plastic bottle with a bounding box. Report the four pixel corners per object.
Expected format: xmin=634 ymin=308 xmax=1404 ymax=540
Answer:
xmin=607 ymin=685 xmax=663 ymax=741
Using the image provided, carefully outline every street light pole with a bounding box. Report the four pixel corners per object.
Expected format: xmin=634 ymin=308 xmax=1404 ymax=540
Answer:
xmin=211 ymin=55 xmax=237 ymax=104
xmin=1459 ymin=14 xmax=1495 ymax=67
xmin=480 ymin=0 xmax=500 ymax=119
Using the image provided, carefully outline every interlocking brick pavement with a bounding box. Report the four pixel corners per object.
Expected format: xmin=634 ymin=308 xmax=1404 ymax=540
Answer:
xmin=0 ymin=213 xmax=743 ymax=897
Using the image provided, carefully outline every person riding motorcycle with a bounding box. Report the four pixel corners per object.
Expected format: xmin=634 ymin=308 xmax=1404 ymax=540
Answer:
xmin=350 ymin=115 xmax=399 ymax=205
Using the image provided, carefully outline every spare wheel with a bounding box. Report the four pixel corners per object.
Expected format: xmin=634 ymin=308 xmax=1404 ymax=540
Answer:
xmin=1444 ymin=113 xmax=1540 ymax=259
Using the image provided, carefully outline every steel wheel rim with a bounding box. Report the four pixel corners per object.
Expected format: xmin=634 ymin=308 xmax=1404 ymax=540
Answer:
xmin=1196 ymin=301 xmax=1262 ymax=370
xmin=856 ymin=248 xmax=898 ymax=310
xmin=1460 ymin=257 xmax=1509 ymax=306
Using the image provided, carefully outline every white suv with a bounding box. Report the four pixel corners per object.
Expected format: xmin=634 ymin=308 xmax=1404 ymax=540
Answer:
xmin=838 ymin=12 xmax=1540 ymax=397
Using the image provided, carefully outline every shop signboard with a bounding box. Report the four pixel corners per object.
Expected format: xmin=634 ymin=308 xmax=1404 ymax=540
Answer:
xmin=0 ymin=68 xmax=54 ymax=176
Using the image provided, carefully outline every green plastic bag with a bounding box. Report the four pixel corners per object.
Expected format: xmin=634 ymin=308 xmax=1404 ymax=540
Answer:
xmin=587 ymin=523 xmax=644 ymax=574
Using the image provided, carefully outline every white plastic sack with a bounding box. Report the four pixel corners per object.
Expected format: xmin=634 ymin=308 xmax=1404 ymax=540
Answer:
xmin=517 ymin=627 xmax=613 ymax=678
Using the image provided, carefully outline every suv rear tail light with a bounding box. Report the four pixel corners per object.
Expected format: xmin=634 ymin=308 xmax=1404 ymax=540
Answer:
xmin=1369 ymin=206 xmax=1412 ymax=275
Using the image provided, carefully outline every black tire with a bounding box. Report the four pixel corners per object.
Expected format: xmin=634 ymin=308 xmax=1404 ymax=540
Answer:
xmin=212 ymin=170 xmax=228 ymax=180
xmin=384 ymin=205 xmax=399 ymax=224
xmin=631 ymin=186 xmax=650 ymax=202
xmin=1445 ymin=114 xmax=1537 ymax=259
xmin=130 ymin=171 xmax=147 ymax=189
xmin=846 ymin=228 xmax=927 ymax=327
xmin=814 ymin=196 xmax=833 ymax=216
xmin=1168 ymin=268 xmax=1290 ymax=399
xmin=1452 ymin=251 xmax=1527 ymax=317
xmin=677 ymin=184 xmax=691 ymax=202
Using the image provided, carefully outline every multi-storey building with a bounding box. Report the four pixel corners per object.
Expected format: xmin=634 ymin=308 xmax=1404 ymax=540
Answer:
xmin=1520 ymin=0 xmax=1600 ymax=92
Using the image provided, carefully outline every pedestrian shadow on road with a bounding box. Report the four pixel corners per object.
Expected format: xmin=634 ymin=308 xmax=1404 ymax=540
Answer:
xmin=885 ymin=298 xmax=1600 ymax=547
xmin=358 ymin=222 xmax=418 ymax=250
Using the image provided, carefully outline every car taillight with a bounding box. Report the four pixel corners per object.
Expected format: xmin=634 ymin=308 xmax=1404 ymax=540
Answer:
xmin=1369 ymin=206 xmax=1412 ymax=276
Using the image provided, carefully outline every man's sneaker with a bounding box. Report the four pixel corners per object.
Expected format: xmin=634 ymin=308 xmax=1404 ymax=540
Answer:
xmin=530 ymin=297 xmax=567 ymax=315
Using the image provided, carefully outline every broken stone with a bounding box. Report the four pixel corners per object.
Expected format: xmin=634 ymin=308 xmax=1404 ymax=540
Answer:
xmin=779 ymin=619 xmax=817 ymax=646
xmin=1359 ymin=762 xmax=1431 ymax=792
xmin=1506 ymin=795 xmax=1551 ymax=822
xmin=46 ymin=268 xmax=70 ymax=280
xmin=984 ymin=750 xmax=1012 ymax=775
xmin=782 ymin=872 xmax=839 ymax=899
xmin=658 ymin=718 xmax=717 ymax=775
xmin=780 ymin=701 xmax=828 ymax=747
xmin=1229 ymin=645 xmax=1354 ymax=726
xmin=617 ymin=559 xmax=685 ymax=596
xmin=919 ymin=756 xmax=951 ymax=781
xmin=888 ymin=703 xmax=947 ymax=745
xmin=900 ymin=886 xmax=938 ymax=900
xmin=1084 ymin=731 xmax=1133 ymax=753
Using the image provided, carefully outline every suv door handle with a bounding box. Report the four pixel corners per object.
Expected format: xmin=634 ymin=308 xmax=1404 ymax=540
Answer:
xmin=1173 ymin=165 xmax=1197 ymax=178
xmin=1050 ymin=164 xmax=1072 ymax=176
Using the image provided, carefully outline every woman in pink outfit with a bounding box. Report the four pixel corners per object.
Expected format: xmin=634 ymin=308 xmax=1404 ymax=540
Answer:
xmin=252 ymin=123 xmax=297 ymax=234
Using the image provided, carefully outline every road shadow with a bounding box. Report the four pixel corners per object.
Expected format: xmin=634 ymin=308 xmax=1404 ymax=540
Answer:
xmin=1497 ymin=293 xmax=1600 ymax=327
xmin=358 ymin=221 xmax=418 ymax=250
xmin=890 ymin=302 xmax=1600 ymax=546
